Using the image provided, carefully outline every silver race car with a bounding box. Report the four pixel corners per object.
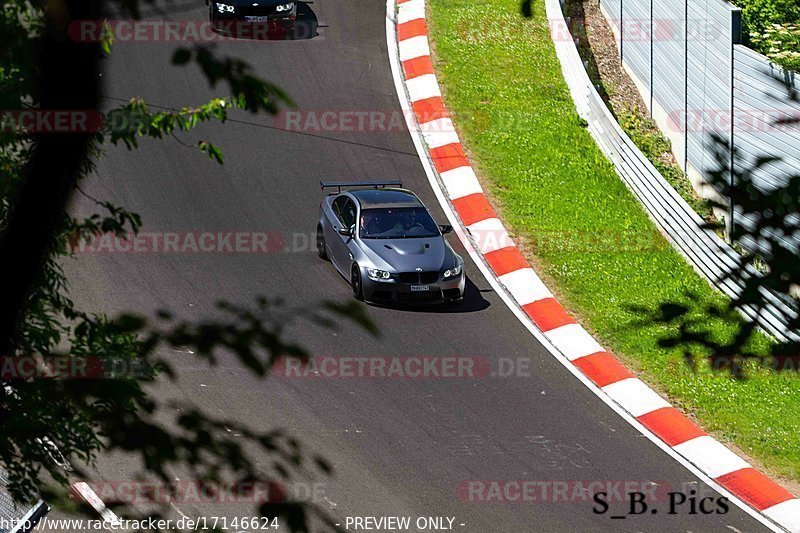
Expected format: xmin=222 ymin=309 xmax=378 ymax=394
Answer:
xmin=316 ymin=181 xmax=465 ymax=305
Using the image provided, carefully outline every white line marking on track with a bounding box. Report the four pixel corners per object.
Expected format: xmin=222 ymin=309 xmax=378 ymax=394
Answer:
xmin=497 ymin=268 xmax=553 ymax=306
xmin=545 ymin=323 xmax=604 ymax=361
xmin=397 ymin=0 xmax=424 ymax=24
xmin=398 ymin=36 xmax=430 ymax=62
xmin=72 ymin=482 xmax=120 ymax=526
xmin=420 ymin=118 xmax=460 ymax=149
xmin=673 ymin=436 xmax=751 ymax=479
xmin=440 ymin=167 xmax=483 ymax=200
xmin=405 ymin=74 xmax=442 ymax=102
xmin=764 ymin=500 xmax=800 ymax=532
xmin=467 ymin=218 xmax=514 ymax=255
xmin=602 ymin=378 xmax=671 ymax=418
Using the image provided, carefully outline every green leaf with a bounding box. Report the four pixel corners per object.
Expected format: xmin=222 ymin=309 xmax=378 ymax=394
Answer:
xmin=198 ymin=140 xmax=224 ymax=164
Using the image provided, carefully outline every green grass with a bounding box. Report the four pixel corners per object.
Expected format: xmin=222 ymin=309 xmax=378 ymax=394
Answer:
xmin=428 ymin=0 xmax=800 ymax=481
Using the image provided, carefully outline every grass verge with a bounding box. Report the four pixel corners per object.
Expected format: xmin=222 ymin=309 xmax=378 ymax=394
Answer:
xmin=427 ymin=0 xmax=800 ymax=482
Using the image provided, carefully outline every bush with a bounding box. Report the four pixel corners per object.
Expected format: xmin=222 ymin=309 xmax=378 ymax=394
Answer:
xmin=733 ymin=0 xmax=800 ymax=34
xmin=732 ymin=0 xmax=800 ymax=70
xmin=750 ymin=23 xmax=800 ymax=72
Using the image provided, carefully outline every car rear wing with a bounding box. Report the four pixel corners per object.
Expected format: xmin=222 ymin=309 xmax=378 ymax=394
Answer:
xmin=320 ymin=180 xmax=402 ymax=193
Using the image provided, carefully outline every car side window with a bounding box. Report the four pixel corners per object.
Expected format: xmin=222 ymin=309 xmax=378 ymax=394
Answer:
xmin=332 ymin=196 xmax=349 ymax=225
xmin=341 ymin=199 xmax=356 ymax=229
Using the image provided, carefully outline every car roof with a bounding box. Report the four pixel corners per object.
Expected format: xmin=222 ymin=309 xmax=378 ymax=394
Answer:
xmin=349 ymin=188 xmax=423 ymax=209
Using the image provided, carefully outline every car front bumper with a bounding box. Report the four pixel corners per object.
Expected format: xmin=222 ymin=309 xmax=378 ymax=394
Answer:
xmin=210 ymin=5 xmax=297 ymax=33
xmin=360 ymin=270 xmax=466 ymax=306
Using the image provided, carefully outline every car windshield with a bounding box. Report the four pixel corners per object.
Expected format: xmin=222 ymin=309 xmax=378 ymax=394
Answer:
xmin=359 ymin=207 xmax=440 ymax=239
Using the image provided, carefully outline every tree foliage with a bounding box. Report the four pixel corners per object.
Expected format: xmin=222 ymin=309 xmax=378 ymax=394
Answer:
xmin=731 ymin=0 xmax=800 ymax=71
xmin=750 ymin=23 xmax=800 ymax=72
xmin=0 ymin=0 xmax=374 ymax=529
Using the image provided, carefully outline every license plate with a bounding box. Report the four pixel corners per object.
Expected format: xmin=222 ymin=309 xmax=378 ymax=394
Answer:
xmin=410 ymin=285 xmax=430 ymax=292
xmin=244 ymin=16 xmax=269 ymax=21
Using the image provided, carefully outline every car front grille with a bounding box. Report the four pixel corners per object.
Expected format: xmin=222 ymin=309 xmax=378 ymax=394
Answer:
xmin=398 ymin=272 xmax=439 ymax=284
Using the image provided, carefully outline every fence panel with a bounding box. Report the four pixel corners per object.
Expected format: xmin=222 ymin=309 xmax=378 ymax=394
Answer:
xmin=600 ymin=0 xmax=799 ymax=255
xmin=622 ymin=0 xmax=652 ymax=102
xmin=651 ymin=0 xmax=687 ymax=166
xmin=685 ymin=0 xmax=736 ymax=188
xmin=601 ymin=0 xmax=621 ymax=33
xmin=733 ymin=46 xmax=800 ymax=192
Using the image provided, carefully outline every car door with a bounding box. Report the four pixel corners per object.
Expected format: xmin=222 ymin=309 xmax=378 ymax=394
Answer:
xmin=327 ymin=195 xmax=356 ymax=273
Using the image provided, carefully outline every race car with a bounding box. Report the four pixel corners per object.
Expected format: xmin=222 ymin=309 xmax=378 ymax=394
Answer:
xmin=317 ymin=181 xmax=466 ymax=305
xmin=208 ymin=0 xmax=296 ymax=34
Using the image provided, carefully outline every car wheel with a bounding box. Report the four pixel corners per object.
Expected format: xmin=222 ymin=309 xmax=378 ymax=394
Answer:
xmin=316 ymin=224 xmax=328 ymax=260
xmin=351 ymin=264 xmax=363 ymax=300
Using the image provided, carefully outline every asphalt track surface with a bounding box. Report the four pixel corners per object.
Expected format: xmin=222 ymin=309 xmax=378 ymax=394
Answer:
xmin=62 ymin=0 xmax=769 ymax=531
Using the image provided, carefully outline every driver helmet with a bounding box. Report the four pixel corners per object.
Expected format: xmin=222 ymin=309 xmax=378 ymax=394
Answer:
xmin=400 ymin=210 xmax=416 ymax=229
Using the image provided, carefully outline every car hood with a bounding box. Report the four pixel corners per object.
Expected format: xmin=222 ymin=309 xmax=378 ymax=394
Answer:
xmin=359 ymin=236 xmax=458 ymax=272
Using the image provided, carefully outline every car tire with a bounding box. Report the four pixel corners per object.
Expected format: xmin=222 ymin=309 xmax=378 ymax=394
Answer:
xmin=316 ymin=224 xmax=328 ymax=260
xmin=351 ymin=264 xmax=363 ymax=301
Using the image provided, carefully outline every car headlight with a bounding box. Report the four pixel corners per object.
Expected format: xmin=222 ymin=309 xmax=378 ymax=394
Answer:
xmin=216 ymin=2 xmax=235 ymax=13
xmin=275 ymin=2 xmax=294 ymax=12
xmin=367 ymin=268 xmax=392 ymax=281
xmin=443 ymin=264 xmax=463 ymax=279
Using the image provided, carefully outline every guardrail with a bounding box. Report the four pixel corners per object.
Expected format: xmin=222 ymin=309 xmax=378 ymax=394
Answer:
xmin=545 ymin=0 xmax=800 ymax=343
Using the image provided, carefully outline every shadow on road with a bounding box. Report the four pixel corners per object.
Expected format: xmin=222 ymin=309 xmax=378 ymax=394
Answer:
xmin=388 ymin=277 xmax=491 ymax=314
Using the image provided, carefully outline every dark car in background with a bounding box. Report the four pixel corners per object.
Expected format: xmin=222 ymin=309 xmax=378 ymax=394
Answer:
xmin=208 ymin=0 xmax=297 ymax=35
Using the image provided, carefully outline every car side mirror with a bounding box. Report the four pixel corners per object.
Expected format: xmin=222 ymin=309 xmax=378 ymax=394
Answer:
xmin=338 ymin=226 xmax=353 ymax=237
xmin=439 ymin=224 xmax=453 ymax=235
